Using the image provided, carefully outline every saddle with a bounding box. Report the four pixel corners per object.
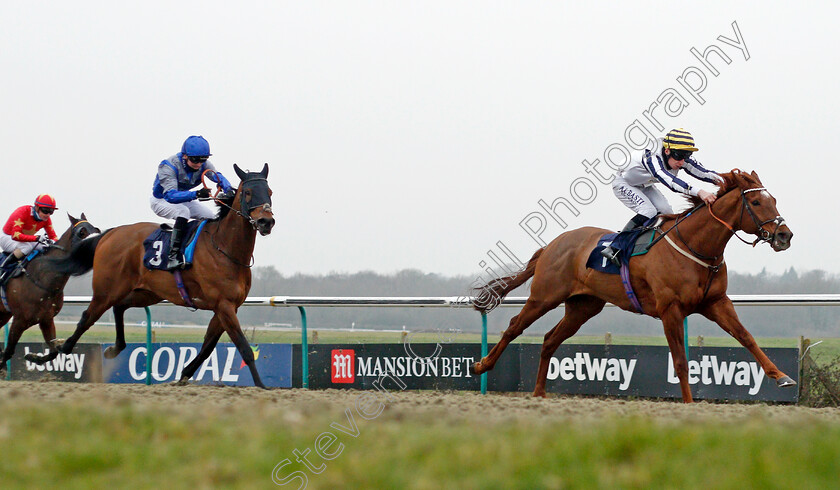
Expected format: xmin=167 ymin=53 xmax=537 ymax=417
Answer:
xmin=586 ymin=218 xmax=660 ymax=275
xmin=142 ymin=220 xmax=209 ymax=271
xmin=0 ymin=253 xmax=27 ymax=283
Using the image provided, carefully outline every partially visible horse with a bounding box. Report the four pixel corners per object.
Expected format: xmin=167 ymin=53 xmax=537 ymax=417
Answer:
xmin=32 ymin=164 xmax=275 ymax=387
xmin=0 ymin=214 xmax=100 ymax=370
xmin=471 ymin=170 xmax=795 ymax=402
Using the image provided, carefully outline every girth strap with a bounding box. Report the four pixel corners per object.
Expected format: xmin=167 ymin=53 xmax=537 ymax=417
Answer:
xmin=619 ymin=262 xmax=644 ymax=314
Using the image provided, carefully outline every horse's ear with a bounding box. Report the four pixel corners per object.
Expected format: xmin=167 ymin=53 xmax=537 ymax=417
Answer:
xmin=81 ymin=212 xmax=87 ymax=221
xmin=234 ymin=164 xmax=246 ymax=181
xmin=750 ymin=171 xmax=763 ymax=185
xmin=67 ymin=213 xmax=78 ymax=224
xmin=260 ymin=163 xmax=268 ymax=178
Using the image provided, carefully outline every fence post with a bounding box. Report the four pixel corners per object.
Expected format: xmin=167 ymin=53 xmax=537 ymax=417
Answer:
xmin=298 ymin=306 xmax=308 ymax=389
xmin=683 ymin=317 xmax=689 ymax=361
xmin=145 ymin=306 xmax=153 ymax=385
xmin=481 ymin=312 xmax=487 ymax=395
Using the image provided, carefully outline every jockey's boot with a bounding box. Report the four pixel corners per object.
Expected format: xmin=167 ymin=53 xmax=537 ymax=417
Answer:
xmin=0 ymin=253 xmax=21 ymax=287
xmin=623 ymin=213 xmax=651 ymax=232
xmin=167 ymin=217 xmax=188 ymax=270
xmin=600 ymin=214 xmax=652 ymax=268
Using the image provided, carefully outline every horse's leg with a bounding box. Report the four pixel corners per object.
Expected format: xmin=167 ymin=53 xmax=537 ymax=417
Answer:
xmin=0 ymin=317 xmax=29 ymax=371
xmin=179 ymin=314 xmax=224 ymax=383
xmin=533 ymin=295 xmax=606 ymax=398
xmin=216 ymin=302 xmax=266 ymax=389
xmin=699 ymin=296 xmax=794 ymax=387
xmin=104 ymin=305 xmax=128 ymax=359
xmin=55 ymin=297 xmax=113 ymax=357
xmin=23 ymin=318 xmax=63 ymax=365
xmin=661 ymin=306 xmax=693 ymax=403
xmin=472 ymin=297 xmax=560 ymax=375
xmin=0 ymin=312 xmax=11 ymax=363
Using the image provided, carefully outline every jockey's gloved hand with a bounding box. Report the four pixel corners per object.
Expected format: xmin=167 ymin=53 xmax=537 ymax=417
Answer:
xmin=195 ymin=188 xmax=212 ymax=199
xmin=37 ymin=236 xmax=54 ymax=247
xmin=218 ymin=189 xmax=236 ymax=201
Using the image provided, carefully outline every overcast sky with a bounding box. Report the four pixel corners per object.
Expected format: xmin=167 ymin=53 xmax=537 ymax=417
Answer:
xmin=2 ymin=2 xmax=837 ymax=279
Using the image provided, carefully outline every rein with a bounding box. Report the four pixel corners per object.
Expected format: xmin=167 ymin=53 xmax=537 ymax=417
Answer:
xmin=208 ymin=226 xmax=254 ymax=268
xmin=202 ymin=171 xmax=268 ymax=230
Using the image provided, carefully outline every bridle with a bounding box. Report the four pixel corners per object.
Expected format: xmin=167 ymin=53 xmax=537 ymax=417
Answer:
xmin=645 ymin=185 xmax=786 ymax=300
xmin=708 ymin=187 xmax=787 ymax=247
xmin=203 ymin=171 xmax=272 ymax=230
xmin=202 ymin=172 xmax=273 ymax=268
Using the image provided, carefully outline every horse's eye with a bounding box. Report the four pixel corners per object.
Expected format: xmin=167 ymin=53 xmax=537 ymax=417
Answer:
xmin=751 ymin=200 xmax=760 ymax=206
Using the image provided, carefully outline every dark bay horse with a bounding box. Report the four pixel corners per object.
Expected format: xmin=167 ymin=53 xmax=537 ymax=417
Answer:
xmin=0 ymin=214 xmax=100 ymax=370
xmin=31 ymin=164 xmax=275 ymax=387
xmin=472 ymin=170 xmax=795 ymax=403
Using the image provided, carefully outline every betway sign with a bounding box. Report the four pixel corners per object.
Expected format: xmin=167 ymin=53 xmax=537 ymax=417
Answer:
xmin=9 ymin=343 xmax=101 ymax=382
xmin=519 ymin=345 xmax=799 ymax=402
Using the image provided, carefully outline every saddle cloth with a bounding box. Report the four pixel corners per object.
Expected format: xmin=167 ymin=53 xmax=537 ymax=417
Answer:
xmin=0 ymin=248 xmax=41 ymax=280
xmin=142 ymin=220 xmax=209 ymax=271
xmin=585 ymin=219 xmax=659 ymax=275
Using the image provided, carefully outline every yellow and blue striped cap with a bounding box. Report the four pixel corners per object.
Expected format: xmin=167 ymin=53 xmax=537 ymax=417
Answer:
xmin=663 ymin=128 xmax=699 ymax=152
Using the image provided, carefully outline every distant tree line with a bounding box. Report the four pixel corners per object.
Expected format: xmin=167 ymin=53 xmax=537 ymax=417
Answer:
xmin=58 ymin=266 xmax=839 ymax=339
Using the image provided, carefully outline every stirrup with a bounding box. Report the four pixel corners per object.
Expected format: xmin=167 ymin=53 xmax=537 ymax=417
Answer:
xmin=166 ymin=253 xmax=184 ymax=270
xmin=600 ymin=246 xmax=620 ymax=267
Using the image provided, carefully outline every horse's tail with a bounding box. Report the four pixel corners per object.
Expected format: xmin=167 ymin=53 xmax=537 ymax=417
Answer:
xmin=48 ymin=229 xmax=110 ymax=276
xmin=471 ymin=247 xmax=544 ymax=314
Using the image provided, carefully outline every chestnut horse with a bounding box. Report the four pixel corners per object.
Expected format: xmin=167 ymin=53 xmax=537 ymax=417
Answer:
xmin=471 ymin=170 xmax=795 ymax=402
xmin=31 ymin=164 xmax=275 ymax=387
xmin=0 ymin=214 xmax=100 ymax=370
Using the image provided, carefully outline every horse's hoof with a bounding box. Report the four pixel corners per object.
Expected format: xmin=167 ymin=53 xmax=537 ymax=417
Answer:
xmin=777 ymin=375 xmax=797 ymax=388
xmin=24 ymin=353 xmax=44 ymax=364
xmin=103 ymin=346 xmax=122 ymax=359
xmin=470 ymin=362 xmax=483 ymax=376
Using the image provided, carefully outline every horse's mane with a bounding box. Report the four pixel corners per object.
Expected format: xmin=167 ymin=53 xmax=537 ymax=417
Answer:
xmin=661 ymin=169 xmax=756 ymax=220
xmin=210 ymin=193 xmax=237 ymax=221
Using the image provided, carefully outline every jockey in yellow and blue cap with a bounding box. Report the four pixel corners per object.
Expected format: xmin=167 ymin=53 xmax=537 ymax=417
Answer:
xmin=600 ymin=129 xmax=725 ymax=267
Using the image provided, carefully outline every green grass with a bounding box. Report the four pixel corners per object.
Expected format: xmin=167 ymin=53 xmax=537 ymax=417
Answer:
xmin=2 ymin=403 xmax=840 ymax=488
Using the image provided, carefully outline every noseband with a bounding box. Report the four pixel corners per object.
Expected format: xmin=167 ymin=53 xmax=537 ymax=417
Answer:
xmin=709 ymin=187 xmax=786 ymax=246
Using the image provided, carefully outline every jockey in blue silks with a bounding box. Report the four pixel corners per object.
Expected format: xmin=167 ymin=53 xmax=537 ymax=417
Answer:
xmin=600 ymin=128 xmax=725 ymax=267
xmin=150 ymin=135 xmax=234 ymax=269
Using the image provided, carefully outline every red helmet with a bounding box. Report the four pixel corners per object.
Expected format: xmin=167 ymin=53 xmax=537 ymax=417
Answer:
xmin=34 ymin=194 xmax=58 ymax=210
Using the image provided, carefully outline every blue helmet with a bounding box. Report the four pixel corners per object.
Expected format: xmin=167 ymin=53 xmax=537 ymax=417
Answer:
xmin=181 ymin=135 xmax=212 ymax=157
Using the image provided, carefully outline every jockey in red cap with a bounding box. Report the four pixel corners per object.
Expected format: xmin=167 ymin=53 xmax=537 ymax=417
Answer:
xmin=0 ymin=194 xmax=59 ymax=286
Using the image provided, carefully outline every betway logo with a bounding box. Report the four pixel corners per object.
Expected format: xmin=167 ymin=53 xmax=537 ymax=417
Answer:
xmin=667 ymin=353 xmax=766 ymax=395
xmin=357 ymin=356 xmax=475 ymax=378
xmin=24 ymin=347 xmax=86 ymax=380
xmin=546 ymin=352 xmax=637 ymax=390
